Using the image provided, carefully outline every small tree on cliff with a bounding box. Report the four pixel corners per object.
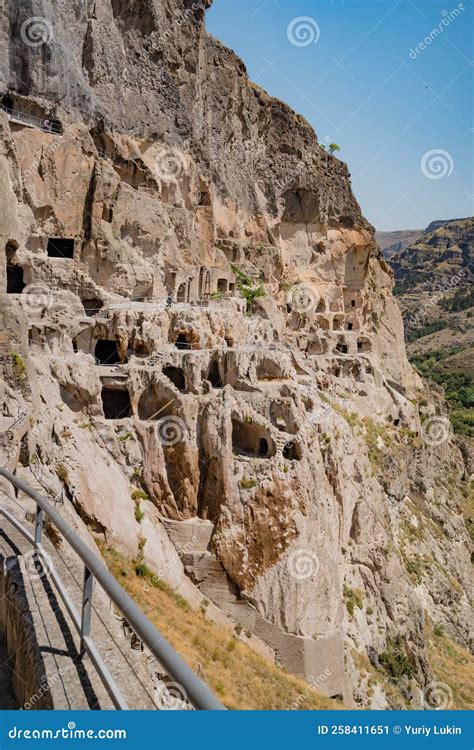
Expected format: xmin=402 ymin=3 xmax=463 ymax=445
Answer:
xmin=329 ymin=143 xmax=341 ymax=155
xmin=230 ymin=264 xmax=266 ymax=314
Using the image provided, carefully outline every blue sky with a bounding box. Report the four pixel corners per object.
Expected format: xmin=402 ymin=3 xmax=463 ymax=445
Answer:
xmin=206 ymin=0 xmax=473 ymax=231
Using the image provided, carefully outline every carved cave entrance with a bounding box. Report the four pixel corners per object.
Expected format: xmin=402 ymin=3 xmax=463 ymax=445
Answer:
xmin=47 ymin=238 xmax=75 ymax=259
xmin=82 ymin=298 xmax=104 ymax=317
xmin=101 ymin=387 xmax=132 ymax=420
xmin=6 ymin=243 xmax=25 ymax=293
xmin=232 ymin=419 xmax=272 ymax=459
xmin=95 ymin=339 xmax=121 ymax=365
xmin=163 ymin=366 xmax=186 ymax=392
xmin=175 ymin=333 xmax=192 ymax=351
xmin=207 ymin=359 xmax=223 ymax=388
xmin=283 ymin=442 xmax=302 ymax=461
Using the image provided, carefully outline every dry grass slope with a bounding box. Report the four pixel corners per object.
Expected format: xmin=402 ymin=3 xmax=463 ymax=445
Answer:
xmin=427 ymin=623 xmax=474 ymax=710
xmin=102 ymin=547 xmax=343 ymax=711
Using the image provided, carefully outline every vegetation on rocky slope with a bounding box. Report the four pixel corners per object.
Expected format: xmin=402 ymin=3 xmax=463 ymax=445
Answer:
xmin=409 ymin=349 xmax=473 ymax=436
xmin=388 ymin=218 xmax=473 ymax=436
xmin=102 ymin=547 xmax=342 ymax=710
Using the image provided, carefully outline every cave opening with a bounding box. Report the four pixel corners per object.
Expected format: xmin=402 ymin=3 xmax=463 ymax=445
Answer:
xmin=175 ymin=333 xmax=192 ymax=351
xmin=176 ymin=283 xmax=187 ymax=303
xmin=138 ymin=386 xmax=175 ymax=421
xmin=258 ymin=438 xmax=269 ymax=458
xmin=95 ymin=339 xmax=121 ymax=365
xmin=336 ymin=343 xmax=348 ymax=354
xmin=6 ymin=242 xmax=25 ymax=293
xmin=49 ymin=119 xmax=62 ymax=135
xmin=1 ymin=95 xmax=13 ymax=112
xmin=232 ymin=419 xmax=272 ymax=459
xmin=283 ymin=441 xmax=302 ymax=461
xmin=357 ymin=338 xmax=371 ymax=353
xmin=7 ymin=264 xmax=25 ymax=294
xmin=101 ymin=388 xmax=132 ymax=420
xmin=207 ymin=359 xmax=223 ymax=388
xmin=82 ymin=298 xmax=103 ymax=317
xmin=217 ymin=278 xmax=228 ymax=294
xmin=47 ymin=238 xmax=75 ymax=259
xmin=163 ymin=366 xmax=186 ymax=392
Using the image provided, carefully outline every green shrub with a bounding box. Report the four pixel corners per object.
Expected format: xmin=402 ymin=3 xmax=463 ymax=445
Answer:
xmin=240 ymin=478 xmax=257 ymax=490
xmin=439 ymin=288 xmax=474 ymax=312
xmin=132 ymin=488 xmax=148 ymax=501
xmin=230 ymin=263 xmax=266 ymax=313
xmin=405 ymin=319 xmax=448 ymax=342
xmin=379 ymin=638 xmax=415 ymax=679
xmin=11 ymin=352 xmax=26 ymax=382
xmin=134 ymin=503 xmax=145 ymax=523
xmin=55 ymin=464 xmax=69 ymax=483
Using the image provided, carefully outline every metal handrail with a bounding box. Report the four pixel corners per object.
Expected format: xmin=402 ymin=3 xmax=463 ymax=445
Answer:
xmin=0 ymin=104 xmax=61 ymax=133
xmin=0 ymin=466 xmax=225 ymax=711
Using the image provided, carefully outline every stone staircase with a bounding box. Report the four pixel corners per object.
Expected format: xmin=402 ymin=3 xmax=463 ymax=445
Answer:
xmin=162 ymin=517 xmax=351 ymax=702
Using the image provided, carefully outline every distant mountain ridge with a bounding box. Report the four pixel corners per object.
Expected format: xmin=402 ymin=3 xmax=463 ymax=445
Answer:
xmin=375 ymin=229 xmax=422 ymax=258
xmin=386 ymin=216 xmax=474 ymax=437
xmin=376 ymin=217 xmax=473 ymax=260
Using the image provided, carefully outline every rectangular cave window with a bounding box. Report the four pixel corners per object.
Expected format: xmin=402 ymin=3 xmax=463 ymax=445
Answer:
xmin=47 ymin=238 xmax=75 ymax=259
xmin=1 ymin=95 xmax=13 ymax=112
xmin=207 ymin=359 xmax=223 ymax=388
xmin=217 ymin=279 xmax=228 ymax=294
xmin=82 ymin=298 xmax=104 ymax=317
xmin=351 ymin=300 xmax=356 ymax=308
xmin=175 ymin=333 xmax=192 ymax=351
xmin=95 ymin=339 xmax=121 ymax=365
xmin=7 ymin=264 xmax=25 ymax=294
xmin=336 ymin=343 xmax=348 ymax=354
xmin=347 ymin=322 xmax=353 ymax=331
xmin=101 ymin=388 xmax=132 ymax=420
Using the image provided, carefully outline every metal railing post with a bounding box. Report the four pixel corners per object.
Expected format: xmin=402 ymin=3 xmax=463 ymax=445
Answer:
xmin=34 ymin=504 xmax=44 ymax=547
xmin=80 ymin=566 xmax=94 ymax=654
xmin=0 ymin=466 xmax=225 ymax=710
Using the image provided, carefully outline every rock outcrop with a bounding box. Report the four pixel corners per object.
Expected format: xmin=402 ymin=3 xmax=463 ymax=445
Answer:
xmin=0 ymin=0 xmax=471 ymax=708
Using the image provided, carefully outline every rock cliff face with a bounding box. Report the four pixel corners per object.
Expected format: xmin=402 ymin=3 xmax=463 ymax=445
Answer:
xmin=0 ymin=0 xmax=471 ymax=708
